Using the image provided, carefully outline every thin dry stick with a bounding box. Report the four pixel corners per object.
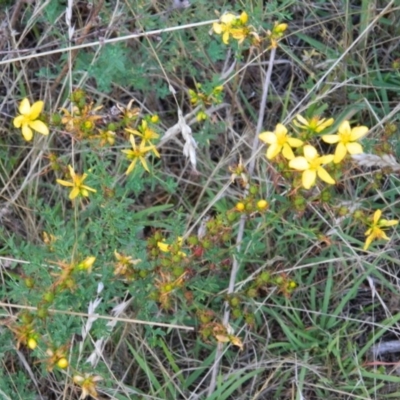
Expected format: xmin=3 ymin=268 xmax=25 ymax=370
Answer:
xmin=0 ymin=301 xmax=193 ymax=330
xmin=0 ymin=20 xmax=217 ymax=67
xmin=207 ymin=47 xmax=277 ymax=395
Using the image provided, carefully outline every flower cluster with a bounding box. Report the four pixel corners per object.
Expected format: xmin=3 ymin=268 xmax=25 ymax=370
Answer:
xmin=212 ymin=11 xmax=259 ymax=45
xmin=259 ymin=116 xmax=369 ymax=189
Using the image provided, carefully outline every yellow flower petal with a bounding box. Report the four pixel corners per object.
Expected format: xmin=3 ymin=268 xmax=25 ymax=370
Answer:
xmin=286 ymin=137 xmax=303 ymax=147
xmin=67 ymin=165 xmax=75 ymax=178
xmin=126 ymin=160 xmax=137 ymax=175
xmin=349 ymin=126 xmax=368 ymax=141
xmin=322 ymin=134 xmax=340 ymax=144
xmin=22 ymin=125 xmax=33 ymax=141
xmin=333 ymin=142 xmax=347 ymax=163
xmin=338 ymin=120 xmax=351 ymax=135
xmin=13 ymin=115 xmax=24 ymax=128
xmin=380 ymin=231 xmax=390 ymax=240
xmin=29 ymin=101 xmax=44 ymax=120
xmin=150 ymin=146 xmax=160 ymax=158
xmin=302 ymin=169 xmax=316 ymax=189
xmin=316 ymin=118 xmax=334 ymax=132
xmin=303 ymin=145 xmax=318 ymax=160
xmin=317 ymin=167 xmax=335 ymax=184
xmin=129 ymin=134 xmax=136 ymax=148
xmin=81 ymin=185 xmax=97 ymax=193
xmin=266 ymin=143 xmax=281 ymax=159
xmin=139 ymin=157 xmax=150 ymax=172
xmin=19 ymin=98 xmax=31 ymax=115
xmin=29 ymin=120 xmax=49 ymax=135
xmin=373 ymin=210 xmax=382 ymax=224
xmin=379 ymin=219 xmax=399 ymax=227
xmin=281 ymin=143 xmax=295 ymax=160
xmin=69 ymin=187 xmax=80 ymax=200
xmin=56 ymin=179 xmax=74 ymax=187
xmin=345 ymin=142 xmax=363 ymax=155
xmin=275 ymin=123 xmax=288 ymax=137
xmin=295 ymin=114 xmax=308 ymax=125
xmin=363 ymin=234 xmax=374 ymax=250
xmin=222 ymin=31 xmax=230 ymax=44
xmin=258 ymin=131 xmax=277 ymax=144
xmin=220 ymin=13 xmax=236 ymax=24
xmin=289 ymin=157 xmax=309 ymax=171
xmin=213 ymin=22 xmax=223 ymax=34
xmin=319 ymin=155 xmax=334 ymax=165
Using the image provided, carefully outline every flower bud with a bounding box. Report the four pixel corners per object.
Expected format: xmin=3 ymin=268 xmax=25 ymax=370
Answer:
xmin=57 ymin=357 xmax=68 ymax=369
xmin=28 ymin=338 xmax=37 ymax=350
xmin=257 ymin=200 xmax=268 ymax=211
xmin=235 ymin=202 xmax=245 ymax=212
xmin=24 ymin=277 xmax=35 ymax=289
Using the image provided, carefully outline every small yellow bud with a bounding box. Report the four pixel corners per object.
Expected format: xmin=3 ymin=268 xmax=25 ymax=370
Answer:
xmin=239 ymin=12 xmax=249 ymax=25
xmin=77 ymin=256 xmax=96 ymax=272
xmin=273 ymin=23 xmax=288 ymax=34
xmin=236 ymin=202 xmax=245 ymax=212
xmin=151 ymin=115 xmax=159 ymax=123
xmin=288 ymin=280 xmax=297 ymax=289
xmin=196 ymin=111 xmax=207 ymax=121
xmin=28 ymin=338 xmax=37 ymax=350
xmin=257 ymin=200 xmax=268 ymax=211
xmin=57 ymin=357 xmax=69 ymax=369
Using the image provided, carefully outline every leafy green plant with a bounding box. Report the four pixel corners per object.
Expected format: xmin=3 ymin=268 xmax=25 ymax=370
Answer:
xmin=1 ymin=1 xmax=400 ymax=399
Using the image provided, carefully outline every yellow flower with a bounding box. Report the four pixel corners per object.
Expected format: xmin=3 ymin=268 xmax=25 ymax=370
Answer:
xmin=45 ymin=346 xmax=69 ymax=371
xmin=259 ymin=123 xmax=303 ymax=160
xmin=126 ymin=120 xmax=160 ymax=153
xmin=56 ymin=165 xmax=97 ymax=200
xmin=293 ymin=114 xmax=334 ymax=134
xmin=95 ymin=129 xmax=115 ymax=146
xmin=73 ymin=373 xmax=103 ymax=400
xmin=363 ymin=209 xmax=398 ymax=251
xmin=322 ymin=120 xmax=368 ymax=163
xmin=289 ymin=145 xmax=335 ymax=189
xmin=13 ymin=98 xmax=49 ymax=141
xmin=121 ymin=134 xmax=159 ymax=174
xmin=116 ymin=99 xmax=140 ymax=120
xmin=213 ymin=12 xmax=250 ymax=44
